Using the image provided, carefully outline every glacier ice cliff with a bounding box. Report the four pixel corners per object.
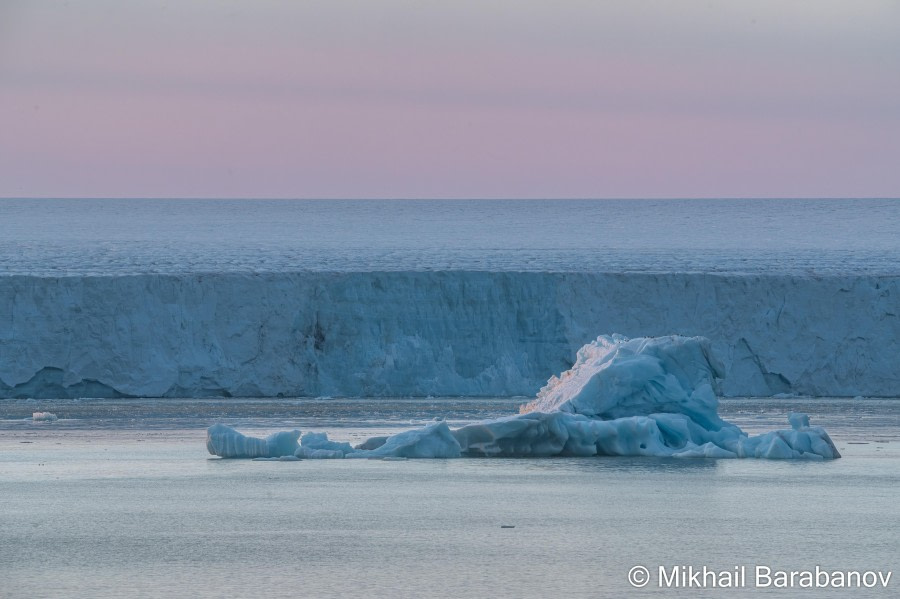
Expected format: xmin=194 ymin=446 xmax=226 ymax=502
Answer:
xmin=206 ymin=335 xmax=841 ymax=460
xmin=1 ymin=272 xmax=898 ymax=398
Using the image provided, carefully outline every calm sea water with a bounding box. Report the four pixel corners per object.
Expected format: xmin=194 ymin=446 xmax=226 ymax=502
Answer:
xmin=1 ymin=398 xmax=898 ymax=598
xmin=1 ymin=198 xmax=899 ymax=275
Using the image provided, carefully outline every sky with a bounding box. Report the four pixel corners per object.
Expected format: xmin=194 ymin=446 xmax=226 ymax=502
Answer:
xmin=1 ymin=1 xmax=899 ymax=199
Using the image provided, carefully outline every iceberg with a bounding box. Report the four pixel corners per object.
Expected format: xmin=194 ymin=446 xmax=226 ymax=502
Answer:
xmin=31 ymin=411 xmax=58 ymax=422
xmin=206 ymin=335 xmax=841 ymax=461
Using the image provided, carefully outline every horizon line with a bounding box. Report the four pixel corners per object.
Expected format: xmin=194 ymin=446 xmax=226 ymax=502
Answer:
xmin=2 ymin=196 xmax=898 ymax=202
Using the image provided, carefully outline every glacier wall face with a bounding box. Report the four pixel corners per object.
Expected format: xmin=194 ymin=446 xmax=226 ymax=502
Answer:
xmin=0 ymin=272 xmax=897 ymax=398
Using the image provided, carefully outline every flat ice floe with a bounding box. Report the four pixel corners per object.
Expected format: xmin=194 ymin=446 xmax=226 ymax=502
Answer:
xmin=207 ymin=335 xmax=840 ymax=461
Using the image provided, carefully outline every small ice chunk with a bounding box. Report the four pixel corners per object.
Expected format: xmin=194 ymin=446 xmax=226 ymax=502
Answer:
xmin=300 ymin=431 xmax=354 ymax=453
xmin=788 ymin=413 xmax=810 ymax=430
xmin=354 ymin=421 xmax=461 ymax=459
xmin=206 ymin=424 xmax=300 ymax=458
xmin=267 ymin=430 xmax=304 ymax=457
xmin=32 ymin=412 xmax=58 ymax=422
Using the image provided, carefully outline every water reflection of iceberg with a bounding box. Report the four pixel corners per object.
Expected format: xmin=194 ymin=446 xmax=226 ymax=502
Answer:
xmin=207 ymin=335 xmax=840 ymax=461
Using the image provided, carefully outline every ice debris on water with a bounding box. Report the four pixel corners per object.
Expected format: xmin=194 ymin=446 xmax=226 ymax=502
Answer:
xmin=206 ymin=335 xmax=841 ymax=461
xmin=32 ymin=412 xmax=58 ymax=422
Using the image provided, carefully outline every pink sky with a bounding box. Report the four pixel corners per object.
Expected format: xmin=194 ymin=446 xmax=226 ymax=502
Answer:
xmin=2 ymin=1 xmax=899 ymax=198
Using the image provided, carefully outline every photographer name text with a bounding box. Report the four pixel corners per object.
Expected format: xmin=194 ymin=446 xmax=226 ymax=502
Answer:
xmin=627 ymin=565 xmax=892 ymax=589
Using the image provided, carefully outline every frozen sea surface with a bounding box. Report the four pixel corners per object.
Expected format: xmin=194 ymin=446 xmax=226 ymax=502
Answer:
xmin=1 ymin=398 xmax=898 ymax=598
xmin=2 ymin=198 xmax=899 ymax=275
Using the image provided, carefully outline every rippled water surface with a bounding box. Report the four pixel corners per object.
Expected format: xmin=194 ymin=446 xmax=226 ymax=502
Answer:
xmin=2 ymin=198 xmax=898 ymax=274
xmin=1 ymin=398 xmax=898 ymax=598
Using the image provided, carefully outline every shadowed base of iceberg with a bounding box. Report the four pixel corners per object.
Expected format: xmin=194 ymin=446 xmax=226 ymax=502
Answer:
xmin=206 ymin=335 xmax=841 ymax=461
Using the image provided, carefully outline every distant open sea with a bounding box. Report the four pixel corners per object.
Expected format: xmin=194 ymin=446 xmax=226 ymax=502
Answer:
xmin=1 ymin=198 xmax=898 ymax=275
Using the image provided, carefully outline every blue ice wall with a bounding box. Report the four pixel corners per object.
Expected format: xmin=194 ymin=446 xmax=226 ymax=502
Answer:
xmin=1 ymin=272 xmax=897 ymax=398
